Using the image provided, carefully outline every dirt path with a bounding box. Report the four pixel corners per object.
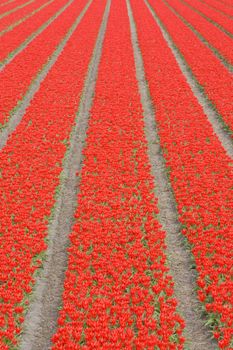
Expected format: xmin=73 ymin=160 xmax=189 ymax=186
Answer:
xmin=127 ymin=0 xmax=219 ymax=348
xmin=19 ymin=1 xmax=111 ymax=349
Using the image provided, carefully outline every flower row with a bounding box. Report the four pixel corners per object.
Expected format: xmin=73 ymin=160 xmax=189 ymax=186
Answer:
xmin=0 ymin=0 xmax=27 ymax=16
xmin=184 ymin=0 xmax=233 ymax=34
xmin=166 ymin=0 xmax=233 ymax=66
xmin=131 ymin=0 xmax=233 ymax=348
xmin=52 ymin=0 xmax=185 ymax=348
xmin=201 ymin=0 xmax=233 ymax=18
xmin=148 ymin=0 xmax=233 ymax=137
xmin=0 ymin=0 xmax=88 ymax=127
xmin=0 ymin=0 xmax=62 ymax=62
xmin=0 ymin=0 xmax=48 ymax=33
xmin=0 ymin=1 xmax=105 ymax=347
xmin=0 ymin=0 xmax=32 ymax=17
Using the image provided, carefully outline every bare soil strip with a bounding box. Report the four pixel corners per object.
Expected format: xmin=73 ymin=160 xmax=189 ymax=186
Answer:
xmin=0 ymin=0 xmax=34 ymax=19
xmin=19 ymin=1 xmax=111 ymax=349
xmin=0 ymin=0 xmax=74 ymax=69
xmin=127 ymin=0 xmax=219 ymax=348
xmin=163 ymin=0 xmax=233 ymax=73
xmin=0 ymin=0 xmax=54 ymax=37
xmin=0 ymin=0 xmax=90 ymax=153
xmin=180 ymin=0 xmax=233 ymax=39
xmin=145 ymin=0 xmax=233 ymax=161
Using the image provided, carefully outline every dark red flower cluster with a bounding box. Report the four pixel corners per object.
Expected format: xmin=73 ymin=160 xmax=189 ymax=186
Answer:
xmin=148 ymin=0 xmax=233 ymax=137
xmin=0 ymin=1 xmax=105 ymax=347
xmin=184 ymin=0 xmax=233 ymax=33
xmin=0 ymin=0 xmax=88 ymax=127
xmin=0 ymin=0 xmax=67 ymax=62
xmin=0 ymin=0 xmax=49 ymax=34
xmin=166 ymin=0 xmax=233 ymax=66
xmin=131 ymin=0 xmax=233 ymax=348
xmin=52 ymin=0 xmax=185 ymax=348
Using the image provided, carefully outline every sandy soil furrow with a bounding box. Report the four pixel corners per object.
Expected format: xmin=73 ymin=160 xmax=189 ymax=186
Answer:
xmin=127 ymin=0 xmax=219 ymax=348
xmin=19 ymin=1 xmax=111 ymax=349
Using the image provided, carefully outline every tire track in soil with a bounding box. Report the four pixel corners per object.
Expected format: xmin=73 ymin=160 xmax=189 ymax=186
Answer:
xmin=163 ymin=0 xmax=233 ymax=73
xmin=0 ymin=0 xmax=74 ymax=70
xmin=19 ymin=1 xmax=111 ymax=349
xmin=0 ymin=0 xmax=91 ymax=152
xmin=127 ymin=0 xmax=219 ymax=348
xmin=145 ymin=0 xmax=233 ymax=161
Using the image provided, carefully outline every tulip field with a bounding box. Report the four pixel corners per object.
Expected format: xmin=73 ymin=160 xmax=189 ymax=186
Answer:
xmin=0 ymin=0 xmax=232 ymax=349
